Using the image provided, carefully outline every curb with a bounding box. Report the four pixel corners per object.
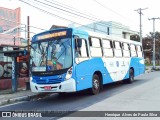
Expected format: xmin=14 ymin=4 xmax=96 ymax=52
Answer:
xmin=0 ymin=92 xmax=52 ymax=106
xmin=0 ymin=94 xmax=37 ymax=106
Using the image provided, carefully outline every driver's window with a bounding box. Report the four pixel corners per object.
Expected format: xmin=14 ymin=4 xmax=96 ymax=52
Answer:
xmin=80 ymin=39 xmax=88 ymax=57
xmin=75 ymin=38 xmax=88 ymax=57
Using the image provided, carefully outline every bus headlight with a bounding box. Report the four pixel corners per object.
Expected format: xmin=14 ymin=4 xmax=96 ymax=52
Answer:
xmin=65 ymin=67 xmax=72 ymax=80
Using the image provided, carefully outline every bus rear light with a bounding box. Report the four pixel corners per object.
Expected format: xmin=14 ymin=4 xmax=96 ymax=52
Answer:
xmin=65 ymin=67 xmax=72 ymax=80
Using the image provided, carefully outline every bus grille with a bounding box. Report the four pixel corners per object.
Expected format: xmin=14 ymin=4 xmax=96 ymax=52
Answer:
xmin=33 ymin=76 xmax=64 ymax=84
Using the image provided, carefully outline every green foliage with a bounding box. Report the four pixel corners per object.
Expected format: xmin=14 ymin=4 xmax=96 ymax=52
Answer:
xmin=145 ymin=63 xmax=160 ymax=66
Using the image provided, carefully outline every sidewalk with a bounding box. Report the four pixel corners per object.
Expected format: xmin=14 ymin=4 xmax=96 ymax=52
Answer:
xmin=0 ymin=88 xmax=38 ymax=106
xmin=145 ymin=66 xmax=160 ymax=73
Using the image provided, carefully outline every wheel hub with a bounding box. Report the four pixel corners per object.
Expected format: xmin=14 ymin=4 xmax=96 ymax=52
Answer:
xmin=93 ymin=79 xmax=99 ymax=90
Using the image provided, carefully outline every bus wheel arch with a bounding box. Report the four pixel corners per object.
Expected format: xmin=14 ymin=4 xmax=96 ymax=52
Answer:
xmin=90 ymin=71 xmax=103 ymax=95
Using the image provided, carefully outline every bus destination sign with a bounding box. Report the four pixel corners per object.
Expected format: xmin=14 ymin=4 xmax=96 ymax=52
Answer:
xmin=37 ymin=31 xmax=67 ymax=40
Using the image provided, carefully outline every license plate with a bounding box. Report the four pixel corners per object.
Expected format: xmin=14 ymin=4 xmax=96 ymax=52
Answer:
xmin=44 ymin=86 xmax=52 ymax=90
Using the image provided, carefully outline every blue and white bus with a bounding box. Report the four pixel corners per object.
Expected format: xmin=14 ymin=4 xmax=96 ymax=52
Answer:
xmin=30 ymin=28 xmax=145 ymax=95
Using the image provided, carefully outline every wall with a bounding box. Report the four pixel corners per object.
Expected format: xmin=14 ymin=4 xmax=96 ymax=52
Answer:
xmin=0 ymin=7 xmax=21 ymax=46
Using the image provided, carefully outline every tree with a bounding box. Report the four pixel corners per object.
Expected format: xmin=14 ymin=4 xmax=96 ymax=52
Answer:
xmin=143 ymin=31 xmax=160 ymax=64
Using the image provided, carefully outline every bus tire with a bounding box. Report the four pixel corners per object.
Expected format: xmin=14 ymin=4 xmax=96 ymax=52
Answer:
xmin=125 ymin=69 xmax=134 ymax=83
xmin=90 ymin=74 xmax=100 ymax=95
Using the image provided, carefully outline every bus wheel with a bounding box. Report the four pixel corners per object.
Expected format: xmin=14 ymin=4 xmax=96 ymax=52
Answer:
xmin=125 ymin=69 xmax=134 ymax=83
xmin=90 ymin=74 xmax=100 ymax=95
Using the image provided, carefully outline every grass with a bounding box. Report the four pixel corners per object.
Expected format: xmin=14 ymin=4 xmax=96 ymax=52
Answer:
xmin=145 ymin=63 xmax=160 ymax=66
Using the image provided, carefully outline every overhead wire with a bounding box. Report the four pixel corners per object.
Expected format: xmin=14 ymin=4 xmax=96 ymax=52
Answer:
xmin=0 ymin=17 xmax=46 ymax=31
xmin=35 ymin=0 xmax=130 ymax=29
xmin=19 ymin=0 xmax=112 ymax=34
xmin=93 ymin=0 xmax=128 ymax=20
xmin=29 ymin=0 xmax=135 ymax=36
xmin=92 ymin=0 xmax=137 ymax=24
xmin=44 ymin=0 xmax=104 ymax=22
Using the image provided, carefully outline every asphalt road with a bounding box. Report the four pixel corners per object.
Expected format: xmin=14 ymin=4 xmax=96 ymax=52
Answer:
xmin=0 ymin=71 xmax=160 ymax=120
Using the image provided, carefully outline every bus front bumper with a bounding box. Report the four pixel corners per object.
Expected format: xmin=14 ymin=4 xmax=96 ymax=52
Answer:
xmin=30 ymin=78 xmax=76 ymax=93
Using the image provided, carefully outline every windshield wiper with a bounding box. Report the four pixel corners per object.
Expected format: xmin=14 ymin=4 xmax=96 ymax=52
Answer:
xmin=27 ymin=45 xmax=41 ymax=54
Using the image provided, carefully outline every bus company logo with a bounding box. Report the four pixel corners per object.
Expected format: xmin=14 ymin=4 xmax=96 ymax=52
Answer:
xmin=2 ymin=112 xmax=11 ymax=117
xmin=57 ymin=75 xmax=62 ymax=79
xmin=116 ymin=61 xmax=119 ymax=67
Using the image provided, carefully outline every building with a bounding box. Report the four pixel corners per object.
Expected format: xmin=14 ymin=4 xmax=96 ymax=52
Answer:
xmin=0 ymin=7 xmax=28 ymax=90
xmin=0 ymin=7 xmax=21 ymax=46
xmin=78 ymin=21 xmax=138 ymax=40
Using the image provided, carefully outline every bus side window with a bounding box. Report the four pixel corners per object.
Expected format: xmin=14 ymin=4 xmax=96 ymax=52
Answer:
xmin=75 ymin=39 xmax=88 ymax=58
xmin=137 ymin=45 xmax=143 ymax=57
xmin=122 ymin=43 xmax=130 ymax=57
xmin=80 ymin=39 xmax=89 ymax=57
xmin=102 ymin=39 xmax=114 ymax=57
xmin=114 ymin=41 xmax=122 ymax=57
xmin=130 ymin=44 xmax=137 ymax=57
xmin=90 ymin=37 xmax=102 ymax=57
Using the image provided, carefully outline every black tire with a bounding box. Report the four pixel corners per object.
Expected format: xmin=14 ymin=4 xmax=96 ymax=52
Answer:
xmin=90 ymin=74 xmax=100 ymax=95
xmin=124 ymin=69 xmax=134 ymax=83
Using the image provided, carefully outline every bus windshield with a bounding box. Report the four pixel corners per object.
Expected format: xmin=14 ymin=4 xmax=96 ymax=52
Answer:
xmin=30 ymin=38 xmax=72 ymax=72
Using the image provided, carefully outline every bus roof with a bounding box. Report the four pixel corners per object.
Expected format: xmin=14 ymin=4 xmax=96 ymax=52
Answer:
xmin=32 ymin=27 xmax=141 ymax=46
xmin=87 ymin=30 xmax=142 ymax=45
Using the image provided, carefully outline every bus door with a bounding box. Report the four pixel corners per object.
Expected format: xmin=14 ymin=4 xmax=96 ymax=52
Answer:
xmin=74 ymin=36 xmax=91 ymax=91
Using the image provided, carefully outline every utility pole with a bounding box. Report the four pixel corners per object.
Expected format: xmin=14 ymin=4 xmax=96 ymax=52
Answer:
xmin=135 ymin=8 xmax=148 ymax=43
xmin=148 ymin=17 xmax=160 ymax=69
xmin=27 ymin=16 xmax=30 ymax=51
xmin=26 ymin=16 xmax=31 ymax=90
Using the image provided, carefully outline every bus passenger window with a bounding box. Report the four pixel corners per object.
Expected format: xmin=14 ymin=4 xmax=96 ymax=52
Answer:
xmin=102 ymin=39 xmax=114 ymax=57
xmin=122 ymin=43 xmax=130 ymax=57
xmin=137 ymin=45 xmax=143 ymax=57
xmin=114 ymin=41 xmax=122 ymax=57
xmin=90 ymin=37 xmax=102 ymax=57
xmin=130 ymin=44 xmax=137 ymax=57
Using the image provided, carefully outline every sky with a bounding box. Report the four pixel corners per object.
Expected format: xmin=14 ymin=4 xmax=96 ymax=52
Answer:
xmin=0 ymin=0 xmax=160 ymax=38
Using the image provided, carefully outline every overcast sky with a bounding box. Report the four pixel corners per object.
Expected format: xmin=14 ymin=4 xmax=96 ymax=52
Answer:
xmin=1 ymin=0 xmax=160 ymax=38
